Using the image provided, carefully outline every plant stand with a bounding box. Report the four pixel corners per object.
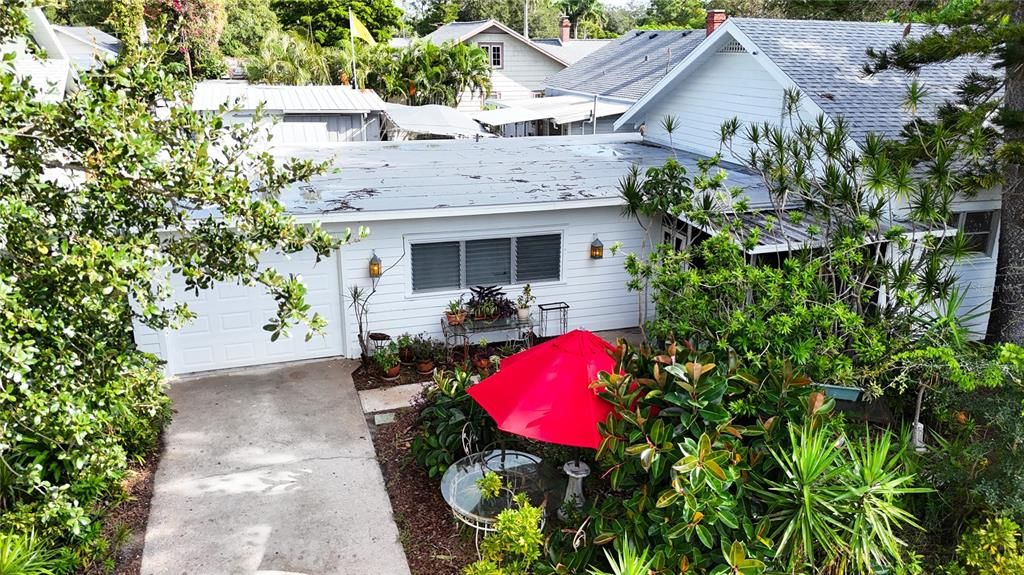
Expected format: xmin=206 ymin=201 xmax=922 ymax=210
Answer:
xmin=558 ymin=460 xmax=590 ymax=521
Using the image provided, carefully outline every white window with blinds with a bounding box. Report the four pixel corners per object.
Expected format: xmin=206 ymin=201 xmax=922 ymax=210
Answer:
xmin=410 ymin=233 xmax=562 ymax=293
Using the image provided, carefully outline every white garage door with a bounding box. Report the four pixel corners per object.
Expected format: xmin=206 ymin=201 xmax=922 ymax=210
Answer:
xmin=165 ymin=250 xmax=344 ymax=375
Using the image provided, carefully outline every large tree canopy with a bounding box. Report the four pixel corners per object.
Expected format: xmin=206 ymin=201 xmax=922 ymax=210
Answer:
xmin=865 ymin=0 xmax=1024 ymax=343
xmin=1 ymin=2 xmax=346 ymax=562
xmin=221 ymin=0 xmax=281 ymax=56
xmin=272 ymin=0 xmax=403 ymax=46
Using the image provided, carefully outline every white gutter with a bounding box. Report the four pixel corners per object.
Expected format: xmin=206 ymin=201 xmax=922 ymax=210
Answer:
xmin=288 ymin=197 xmax=624 ymax=225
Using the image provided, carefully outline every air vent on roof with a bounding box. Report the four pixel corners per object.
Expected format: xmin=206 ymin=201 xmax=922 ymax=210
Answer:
xmin=648 ymin=33 xmax=659 ymax=39
xmin=717 ymin=39 xmax=747 ymax=53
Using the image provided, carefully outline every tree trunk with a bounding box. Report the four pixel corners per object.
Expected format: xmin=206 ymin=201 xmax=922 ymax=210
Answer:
xmin=988 ymin=2 xmax=1024 ymax=343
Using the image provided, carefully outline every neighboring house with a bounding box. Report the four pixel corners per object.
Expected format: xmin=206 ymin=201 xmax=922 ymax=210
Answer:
xmin=192 ymin=81 xmax=387 ymax=143
xmin=540 ymin=25 xmax=709 ymax=134
xmin=53 ymin=25 xmax=120 ymax=71
xmin=4 ymin=8 xmax=74 ymax=102
xmin=424 ymin=19 xmax=569 ymax=111
xmin=475 ymin=16 xmax=713 ymax=137
xmin=615 ymin=15 xmax=1001 ymax=337
xmin=133 ymin=134 xmax=770 ymax=375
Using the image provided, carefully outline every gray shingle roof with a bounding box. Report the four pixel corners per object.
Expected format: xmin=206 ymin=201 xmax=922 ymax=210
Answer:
xmin=532 ymin=38 xmax=612 ymax=64
xmin=544 ymin=29 xmax=705 ymax=102
xmin=730 ymin=18 xmax=996 ymax=142
xmin=424 ymin=20 xmax=492 ymax=44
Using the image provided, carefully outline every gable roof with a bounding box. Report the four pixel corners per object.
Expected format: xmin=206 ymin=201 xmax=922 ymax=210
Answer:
xmin=6 ymin=8 xmax=73 ymax=102
xmin=545 ymin=29 xmax=705 ymax=102
xmin=424 ymin=19 xmax=569 ymax=66
xmin=192 ymin=81 xmax=387 ymax=113
xmin=53 ymin=25 xmax=121 ymax=70
xmin=617 ymin=18 xmax=996 ymax=143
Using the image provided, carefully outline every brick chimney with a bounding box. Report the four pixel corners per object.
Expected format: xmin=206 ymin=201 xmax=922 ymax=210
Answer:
xmin=706 ymin=9 xmax=727 ymax=37
xmin=559 ymin=17 xmax=571 ymax=43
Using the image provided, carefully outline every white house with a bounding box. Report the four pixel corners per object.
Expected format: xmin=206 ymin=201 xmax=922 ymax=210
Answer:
xmin=133 ymin=134 xmax=772 ymax=375
xmin=5 ymin=8 xmax=74 ymax=103
xmin=615 ymin=16 xmax=1001 ymax=337
xmin=192 ymin=81 xmax=387 ymax=143
xmin=132 ymin=16 xmax=999 ymax=376
xmin=424 ymin=19 xmax=570 ymax=111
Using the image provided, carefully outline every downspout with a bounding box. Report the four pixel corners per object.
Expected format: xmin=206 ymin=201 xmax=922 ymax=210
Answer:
xmin=361 ymin=112 xmax=367 ymax=141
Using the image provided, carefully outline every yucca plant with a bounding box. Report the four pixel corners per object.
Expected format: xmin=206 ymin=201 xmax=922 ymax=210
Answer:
xmin=752 ymin=423 xmax=925 ymax=574
xmin=0 ymin=532 xmax=57 ymax=575
xmin=588 ymin=537 xmax=654 ymax=575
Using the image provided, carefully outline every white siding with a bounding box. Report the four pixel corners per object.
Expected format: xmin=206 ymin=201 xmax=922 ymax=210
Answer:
xmin=332 ymin=207 xmax=647 ymax=357
xmin=561 ymin=115 xmax=620 ymax=136
xmin=223 ymin=112 xmax=382 ymax=143
xmin=949 ymin=189 xmax=1002 ymax=339
xmin=457 ymin=32 xmax=565 ymax=111
xmin=638 ymin=50 xmax=786 ymax=160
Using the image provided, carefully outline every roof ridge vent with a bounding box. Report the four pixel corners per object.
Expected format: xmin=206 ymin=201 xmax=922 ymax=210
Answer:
xmin=717 ymin=39 xmax=746 ymax=53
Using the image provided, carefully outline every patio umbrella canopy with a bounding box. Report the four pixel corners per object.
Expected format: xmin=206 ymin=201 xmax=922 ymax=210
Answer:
xmin=467 ymin=330 xmax=617 ymax=449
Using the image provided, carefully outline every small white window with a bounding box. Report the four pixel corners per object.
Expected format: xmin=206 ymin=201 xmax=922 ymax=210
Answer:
xmin=950 ymin=210 xmax=998 ymax=256
xmin=478 ymin=43 xmax=503 ymax=68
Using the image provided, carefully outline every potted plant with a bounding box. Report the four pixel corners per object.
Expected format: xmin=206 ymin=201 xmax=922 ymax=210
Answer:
xmin=472 ymin=338 xmax=492 ymax=370
xmin=375 ymin=342 xmax=401 ymax=381
xmin=474 ymin=300 xmax=498 ymax=321
xmin=397 ymin=333 xmax=414 ymax=364
xmin=516 ymin=284 xmax=535 ymax=321
xmin=446 ymin=298 xmax=466 ymax=326
xmin=468 ymin=286 xmax=515 ymax=320
xmin=414 ymin=335 xmax=438 ymax=375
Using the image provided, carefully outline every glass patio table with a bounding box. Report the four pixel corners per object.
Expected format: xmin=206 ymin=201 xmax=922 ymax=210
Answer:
xmin=440 ymin=449 xmax=558 ymax=542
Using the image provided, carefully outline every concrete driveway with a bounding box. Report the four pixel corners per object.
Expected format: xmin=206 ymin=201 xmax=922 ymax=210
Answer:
xmin=141 ymin=358 xmax=410 ymax=575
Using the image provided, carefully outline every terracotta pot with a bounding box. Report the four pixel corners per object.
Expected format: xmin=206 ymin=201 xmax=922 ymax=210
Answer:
xmin=446 ymin=311 xmax=465 ymax=325
xmin=472 ymin=354 xmax=491 ymax=370
xmin=382 ymin=365 xmax=401 ymax=380
xmin=399 ymin=347 xmax=414 ymax=363
xmin=416 ymin=359 xmax=434 ymax=374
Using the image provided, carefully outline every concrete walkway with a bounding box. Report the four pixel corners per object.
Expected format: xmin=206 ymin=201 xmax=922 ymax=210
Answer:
xmin=141 ymin=358 xmax=410 ymax=575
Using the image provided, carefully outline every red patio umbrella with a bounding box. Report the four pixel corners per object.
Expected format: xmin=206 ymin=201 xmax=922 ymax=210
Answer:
xmin=467 ymin=330 xmax=617 ymax=449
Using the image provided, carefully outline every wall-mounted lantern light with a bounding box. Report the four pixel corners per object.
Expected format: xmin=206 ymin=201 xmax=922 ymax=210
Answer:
xmin=590 ymin=237 xmax=604 ymax=259
xmin=368 ymin=251 xmax=382 ymax=278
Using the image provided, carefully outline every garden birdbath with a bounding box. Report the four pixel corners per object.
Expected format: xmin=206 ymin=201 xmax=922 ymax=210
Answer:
xmin=558 ymin=460 xmax=590 ymax=521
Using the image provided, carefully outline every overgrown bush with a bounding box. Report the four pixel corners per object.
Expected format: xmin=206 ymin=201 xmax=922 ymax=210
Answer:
xmin=552 ymin=341 xmax=923 ymax=574
xmin=411 ymin=368 xmax=497 ymax=478
xmin=1 ymin=4 xmax=342 ymax=566
xmin=465 ymin=493 xmax=545 ymax=575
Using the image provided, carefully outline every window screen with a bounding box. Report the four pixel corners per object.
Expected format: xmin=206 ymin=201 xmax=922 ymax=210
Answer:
xmin=515 ymin=234 xmax=561 ymax=282
xmin=466 ymin=238 xmax=511 ymax=286
xmin=410 ymin=241 xmax=460 ymax=291
xmin=410 ymin=233 xmax=561 ymax=292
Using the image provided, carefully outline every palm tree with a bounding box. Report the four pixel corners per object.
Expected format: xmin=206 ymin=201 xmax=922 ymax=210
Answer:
xmin=441 ymin=41 xmax=491 ymax=106
xmin=557 ymin=0 xmax=603 ymax=39
xmin=245 ymin=30 xmax=349 ymax=85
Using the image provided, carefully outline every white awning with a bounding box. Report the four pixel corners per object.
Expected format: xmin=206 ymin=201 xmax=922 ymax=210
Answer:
xmin=470 ymin=95 xmax=631 ymax=127
xmin=383 ymin=103 xmax=494 ymax=139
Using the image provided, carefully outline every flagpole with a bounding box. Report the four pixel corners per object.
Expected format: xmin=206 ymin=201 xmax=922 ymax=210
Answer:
xmin=349 ymin=8 xmax=358 ymax=89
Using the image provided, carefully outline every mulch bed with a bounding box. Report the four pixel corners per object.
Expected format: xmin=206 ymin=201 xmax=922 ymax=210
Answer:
xmin=370 ymin=408 xmax=477 ymax=575
xmin=353 ymin=363 xmax=438 ymax=391
xmin=82 ymin=435 xmax=163 ymax=575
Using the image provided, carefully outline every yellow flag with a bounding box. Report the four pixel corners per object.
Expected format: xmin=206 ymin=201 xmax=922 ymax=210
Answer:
xmin=350 ymin=11 xmax=376 ymax=45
